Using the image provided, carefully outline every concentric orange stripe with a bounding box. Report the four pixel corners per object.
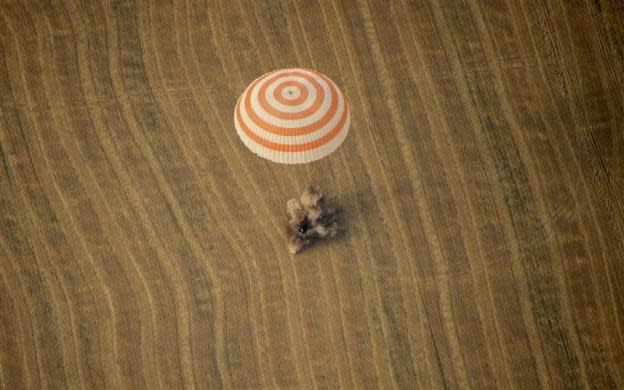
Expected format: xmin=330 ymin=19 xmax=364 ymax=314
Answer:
xmin=274 ymin=81 xmax=308 ymax=106
xmin=245 ymin=72 xmax=339 ymax=135
xmin=236 ymin=97 xmax=349 ymax=152
xmin=256 ymin=71 xmax=325 ymax=120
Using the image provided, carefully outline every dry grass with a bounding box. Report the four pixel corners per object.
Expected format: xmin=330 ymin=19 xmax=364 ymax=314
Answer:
xmin=0 ymin=0 xmax=623 ymax=388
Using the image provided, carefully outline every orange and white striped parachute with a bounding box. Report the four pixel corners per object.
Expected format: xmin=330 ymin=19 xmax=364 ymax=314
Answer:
xmin=235 ymin=68 xmax=350 ymax=164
